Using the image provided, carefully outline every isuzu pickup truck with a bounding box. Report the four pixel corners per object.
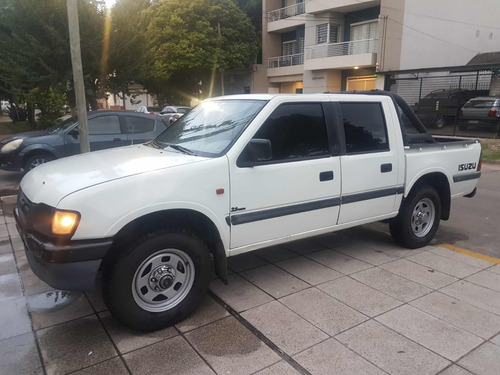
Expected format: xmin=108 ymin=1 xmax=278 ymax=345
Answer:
xmin=15 ymin=91 xmax=482 ymax=331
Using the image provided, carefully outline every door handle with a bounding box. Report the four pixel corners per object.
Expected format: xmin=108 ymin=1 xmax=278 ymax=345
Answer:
xmin=381 ymin=163 xmax=392 ymax=173
xmin=319 ymin=171 xmax=334 ymax=181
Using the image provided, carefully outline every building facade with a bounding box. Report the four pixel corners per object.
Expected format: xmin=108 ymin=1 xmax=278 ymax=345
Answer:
xmin=253 ymin=0 xmax=500 ymax=94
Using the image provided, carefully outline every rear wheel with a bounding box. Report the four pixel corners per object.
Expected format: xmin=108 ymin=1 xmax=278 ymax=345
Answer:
xmin=390 ymin=185 xmax=441 ymax=249
xmin=24 ymin=152 xmax=54 ymax=171
xmin=435 ymin=116 xmax=445 ymax=128
xmin=102 ymin=228 xmax=210 ymax=332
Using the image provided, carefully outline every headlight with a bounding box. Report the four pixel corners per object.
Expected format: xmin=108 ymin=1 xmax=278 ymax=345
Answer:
xmin=52 ymin=209 xmax=80 ymax=236
xmin=1 ymin=139 xmax=23 ymax=153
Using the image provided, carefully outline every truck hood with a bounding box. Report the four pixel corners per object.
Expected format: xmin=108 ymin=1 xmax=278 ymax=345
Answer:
xmin=20 ymin=144 xmax=206 ymax=207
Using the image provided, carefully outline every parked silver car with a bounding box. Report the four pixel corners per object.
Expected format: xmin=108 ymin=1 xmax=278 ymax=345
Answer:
xmin=458 ymin=96 xmax=500 ymax=130
xmin=160 ymin=105 xmax=191 ymax=125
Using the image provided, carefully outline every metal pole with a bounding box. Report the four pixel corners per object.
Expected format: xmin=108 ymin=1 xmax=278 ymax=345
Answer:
xmin=67 ymin=0 xmax=90 ymax=153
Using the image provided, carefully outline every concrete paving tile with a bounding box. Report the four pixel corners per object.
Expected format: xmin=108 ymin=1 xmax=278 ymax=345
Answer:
xmin=282 ymin=238 xmax=326 ymax=254
xmin=0 ymin=297 xmax=31 ymax=340
xmin=458 ymin=342 xmax=500 ymax=375
xmin=492 ymin=333 xmax=500 ymax=346
xmin=175 ymin=295 xmax=230 ymax=333
xmin=318 ymin=276 xmax=402 ymax=317
xmin=334 ymin=242 xmax=400 ymax=265
xmin=124 ymin=335 xmax=215 ymax=375
xmin=439 ymin=365 xmax=474 ymax=375
xmin=185 ymin=316 xmax=280 ymax=375
xmin=380 ymin=258 xmax=458 ymax=289
xmin=0 ymin=224 xmax=8 ymax=238
xmin=280 ymin=288 xmax=367 ymax=336
xmin=209 ymin=274 xmax=273 ymax=312
xmin=441 ymin=281 xmax=500 ymax=316
xmin=293 ymin=338 xmax=386 ymax=375
xmin=70 ymin=358 xmax=128 ymax=375
xmin=411 ymin=292 xmax=500 ymax=339
xmin=1 ymin=195 xmax=17 ymax=204
xmin=227 ymin=252 xmax=268 ymax=272
xmin=408 ymin=251 xmax=483 ymax=278
xmin=313 ymin=232 xmax=352 ymax=249
xmin=351 ymin=267 xmax=432 ymax=302
xmin=84 ymin=279 xmax=107 ymax=313
xmin=0 ymin=332 xmax=43 ymax=375
xmin=336 ymin=320 xmax=450 ymax=375
xmin=0 ymin=252 xmax=16 ymax=275
xmin=37 ymin=315 xmax=117 ymax=375
xmin=240 ymin=264 xmax=309 ymax=298
xmin=0 ymin=272 xmax=23 ymax=302
xmin=7 ymin=222 xmax=17 ymax=236
xmin=15 ymin=252 xmax=53 ymax=296
xmin=254 ymin=245 xmax=297 ymax=263
xmin=466 ymin=270 xmax=500 ymax=293
xmin=27 ymin=291 xmax=93 ymax=330
xmin=253 ymin=360 xmax=301 ymax=375
xmin=99 ymin=311 xmax=178 ymax=354
xmin=429 ymin=246 xmax=494 ymax=269
xmin=10 ymin=235 xmax=24 ymax=252
xmin=306 ymin=249 xmax=372 ymax=275
xmin=376 ymin=304 xmax=483 ymax=361
xmin=0 ymin=238 xmax=13 ymax=254
xmin=241 ymin=301 xmax=328 ymax=355
xmin=488 ymin=264 xmax=500 ymax=275
xmin=275 ymin=256 xmax=343 ymax=285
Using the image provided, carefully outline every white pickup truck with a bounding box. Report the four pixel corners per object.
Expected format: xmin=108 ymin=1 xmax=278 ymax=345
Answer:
xmin=15 ymin=91 xmax=482 ymax=331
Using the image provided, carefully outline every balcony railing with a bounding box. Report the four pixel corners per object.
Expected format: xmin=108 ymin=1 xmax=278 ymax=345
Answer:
xmin=268 ymin=53 xmax=305 ymax=68
xmin=267 ymin=2 xmax=305 ymax=23
xmin=306 ymin=38 xmax=378 ymax=59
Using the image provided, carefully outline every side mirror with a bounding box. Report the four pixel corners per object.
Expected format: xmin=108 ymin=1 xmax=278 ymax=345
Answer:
xmin=238 ymin=139 xmax=272 ymax=167
xmin=69 ymin=128 xmax=78 ymax=138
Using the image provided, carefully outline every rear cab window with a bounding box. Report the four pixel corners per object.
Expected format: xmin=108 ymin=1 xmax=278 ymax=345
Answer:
xmin=339 ymin=102 xmax=389 ymax=154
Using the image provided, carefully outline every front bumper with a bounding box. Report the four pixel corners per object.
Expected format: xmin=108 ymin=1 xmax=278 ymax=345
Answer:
xmin=14 ymin=206 xmax=113 ymax=290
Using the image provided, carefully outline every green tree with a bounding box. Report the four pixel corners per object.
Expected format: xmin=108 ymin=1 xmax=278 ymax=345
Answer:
xmin=0 ymin=0 xmax=105 ymax=110
xmin=25 ymin=87 xmax=67 ymax=128
xmin=142 ymin=0 xmax=259 ymax=103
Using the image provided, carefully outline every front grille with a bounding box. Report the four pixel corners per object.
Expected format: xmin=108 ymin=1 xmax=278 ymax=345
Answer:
xmin=16 ymin=189 xmax=54 ymax=238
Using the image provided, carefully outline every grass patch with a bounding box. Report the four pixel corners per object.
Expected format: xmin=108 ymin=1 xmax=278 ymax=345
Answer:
xmin=480 ymin=139 xmax=500 ymax=162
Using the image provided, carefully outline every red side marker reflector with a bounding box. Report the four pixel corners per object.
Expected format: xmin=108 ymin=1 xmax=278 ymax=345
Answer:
xmin=216 ymin=188 xmax=224 ymax=195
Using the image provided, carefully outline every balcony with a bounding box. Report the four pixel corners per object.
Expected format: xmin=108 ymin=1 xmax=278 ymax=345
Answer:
xmin=267 ymin=53 xmax=304 ymax=77
xmin=306 ymin=0 xmax=380 ymax=14
xmin=305 ymin=38 xmax=378 ymax=70
xmin=267 ymin=2 xmax=306 ymax=33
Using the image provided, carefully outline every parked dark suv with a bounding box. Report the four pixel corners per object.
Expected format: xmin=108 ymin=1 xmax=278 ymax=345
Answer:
xmin=416 ymin=89 xmax=489 ymax=128
xmin=0 ymin=111 xmax=167 ymax=171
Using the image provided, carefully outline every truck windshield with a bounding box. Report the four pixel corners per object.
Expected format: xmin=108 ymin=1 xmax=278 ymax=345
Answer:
xmin=149 ymin=99 xmax=267 ymax=157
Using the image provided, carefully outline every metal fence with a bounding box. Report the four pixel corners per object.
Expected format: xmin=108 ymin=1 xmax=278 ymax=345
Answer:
xmin=267 ymin=2 xmax=305 ymax=22
xmin=306 ymin=39 xmax=378 ymax=59
xmin=390 ymin=72 xmax=499 ymax=138
xmin=267 ymin=53 xmax=304 ymax=68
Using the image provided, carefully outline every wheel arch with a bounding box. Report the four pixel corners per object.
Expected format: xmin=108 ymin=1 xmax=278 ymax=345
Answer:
xmin=405 ymin=172 xmax=451 ymax=220
xmin=101 ymin=209 xmax=228 ymax=284
xmin=20 ymin=145 xmax=57 ymax=169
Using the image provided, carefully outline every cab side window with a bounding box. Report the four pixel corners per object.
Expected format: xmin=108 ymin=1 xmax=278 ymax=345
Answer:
xmin=252 ymin=103 xmax=329 ymax=162
xmin=340 ymin=102 xmax=389 ymax=154
xmin=88 ymin=115 xmax=121 ymax=135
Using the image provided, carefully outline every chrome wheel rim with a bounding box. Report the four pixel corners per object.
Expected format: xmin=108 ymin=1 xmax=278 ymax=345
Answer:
xmin=29 ymin=157 xmax=49 ymax=170
xmin=132 ymin=249 xmax=195 ymax=312
xmin=411 ymin=198 xmax=435 ymax=238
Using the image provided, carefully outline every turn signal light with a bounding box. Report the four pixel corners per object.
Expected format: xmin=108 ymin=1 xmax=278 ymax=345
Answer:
xmin=52 ymin=210 xmax=80 ymax=235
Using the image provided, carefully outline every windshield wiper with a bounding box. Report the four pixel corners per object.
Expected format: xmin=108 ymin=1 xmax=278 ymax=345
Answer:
xmin=146 ymin=140 xmax=161 ymax=149
xmin=167 ymin=144 xmax=195 ymax=155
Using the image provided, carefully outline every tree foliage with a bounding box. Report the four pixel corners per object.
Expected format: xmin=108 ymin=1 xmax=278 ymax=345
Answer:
xmin=25 ymin=87 xmax=67 ymax=128
xmin=141 ymin=0 xmax=259 ymax=103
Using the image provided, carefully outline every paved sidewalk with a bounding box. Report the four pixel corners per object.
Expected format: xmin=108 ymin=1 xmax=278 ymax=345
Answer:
xmin=1 ymin=195 xmax=500 ymax=375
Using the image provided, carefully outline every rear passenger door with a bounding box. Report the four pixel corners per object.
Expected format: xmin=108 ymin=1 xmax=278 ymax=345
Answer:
xmin=122 ymin=115 xmax=159 ymax=144
xmin=337 ymin=100 xmax=402 ymax=224
xmin=88 ymin=114 xmax=128 ymax=151
xmin=229 ymin=102 xmax=341 ymax=249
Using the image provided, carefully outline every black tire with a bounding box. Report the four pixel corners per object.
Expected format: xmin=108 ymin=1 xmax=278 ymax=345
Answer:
xmin=102 ymin=228 xmax=210 ymax=332
xmin=390 ymin=185 xmax=441 ymax=249
xmin=24 ymin=152 xmax=55 ymax=171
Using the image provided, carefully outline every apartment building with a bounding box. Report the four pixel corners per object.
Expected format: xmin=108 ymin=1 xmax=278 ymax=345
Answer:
xmin=253 ymin=0 xmax=500 ymax=95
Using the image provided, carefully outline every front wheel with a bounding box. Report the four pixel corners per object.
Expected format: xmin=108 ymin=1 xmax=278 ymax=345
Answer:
xmin=102 ymin=228 xmax=210 ymax=332
xmin=390 ymin=186 xmax=441 ymax=249
xmin=24 ymin=152 xmax=54 ymax=171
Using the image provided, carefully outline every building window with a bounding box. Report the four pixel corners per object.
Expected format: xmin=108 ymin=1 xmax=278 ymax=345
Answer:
xmin=282 ymin=40 xmax=296 ymax=56
xmin=316 ymin=23 xmax=340 ymax=44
